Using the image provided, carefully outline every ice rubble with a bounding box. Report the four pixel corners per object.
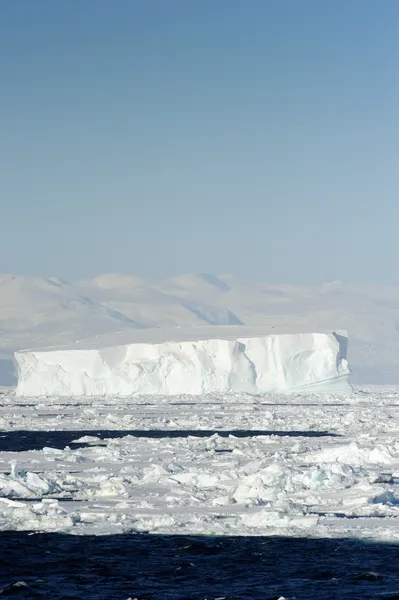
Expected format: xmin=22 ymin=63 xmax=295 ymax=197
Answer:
xmin=3 ymin=388 xmax=399 ymax=537
xmin=14 ymin=329 xmax=351 ymax=397
xmin=1 ymin=435 xmax=397 ymax=535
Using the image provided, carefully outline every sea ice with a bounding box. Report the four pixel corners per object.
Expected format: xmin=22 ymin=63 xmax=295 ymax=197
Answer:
xmin=2 ymin=386 xmax=399 ymax=538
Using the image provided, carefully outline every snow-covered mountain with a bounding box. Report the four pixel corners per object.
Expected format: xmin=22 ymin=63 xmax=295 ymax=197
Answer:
xmin=1 ymin=272 xmax=399 ymax=385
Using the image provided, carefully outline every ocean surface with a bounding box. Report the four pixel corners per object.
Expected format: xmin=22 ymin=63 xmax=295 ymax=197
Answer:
xmin=1 ymin=532 xmax=399 ymax=599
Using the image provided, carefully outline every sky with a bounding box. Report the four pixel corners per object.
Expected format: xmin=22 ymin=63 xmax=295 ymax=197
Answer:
xmin=1 ymin=0 xmax=398 ymax=284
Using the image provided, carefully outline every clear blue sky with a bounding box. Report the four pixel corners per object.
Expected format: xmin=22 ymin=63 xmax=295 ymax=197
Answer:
xmin=1 ymin=0 xmax=398 ymax=283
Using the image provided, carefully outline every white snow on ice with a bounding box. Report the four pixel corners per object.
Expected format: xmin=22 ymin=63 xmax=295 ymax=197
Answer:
xmin=1 ymin=385 xmax=399 ymax=539
xmin=14 ymin=329 xmax=351 ymax=397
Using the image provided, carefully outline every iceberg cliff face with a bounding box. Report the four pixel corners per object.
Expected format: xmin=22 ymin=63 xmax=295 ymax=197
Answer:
xmin=14 ymin=330 xmax=350 ymax=397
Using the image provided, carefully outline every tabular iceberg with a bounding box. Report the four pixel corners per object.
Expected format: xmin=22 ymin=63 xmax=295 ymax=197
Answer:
xmin=14 ymin=328 xmax=351 ymax=397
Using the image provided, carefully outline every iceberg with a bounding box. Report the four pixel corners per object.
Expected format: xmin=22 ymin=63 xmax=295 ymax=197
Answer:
xmin=14 ymin=328 xmax=351 ymax=397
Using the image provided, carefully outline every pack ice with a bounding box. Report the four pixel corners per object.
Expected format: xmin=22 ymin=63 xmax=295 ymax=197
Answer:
xmin=14 ymin=328 xmax=351 ymax=397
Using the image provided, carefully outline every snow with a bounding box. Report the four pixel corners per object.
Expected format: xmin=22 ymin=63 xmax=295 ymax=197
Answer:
xmin=14 ymin=329 xmax=351 ymax=397
xmin=1 ymin=386 xmax=399 ymax=539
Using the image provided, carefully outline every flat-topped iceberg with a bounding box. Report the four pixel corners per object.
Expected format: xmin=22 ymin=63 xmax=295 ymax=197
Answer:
xmin=14 ymin=328 xmax=351 ymax=397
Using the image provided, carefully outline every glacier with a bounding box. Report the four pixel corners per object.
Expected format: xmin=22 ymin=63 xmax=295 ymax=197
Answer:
xmin=14 ymin=328 xmax=351 ymax=397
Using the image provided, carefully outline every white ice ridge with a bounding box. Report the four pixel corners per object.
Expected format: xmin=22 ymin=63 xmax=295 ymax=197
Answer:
xmin=14 ymin=328 xmax=351 ymax=397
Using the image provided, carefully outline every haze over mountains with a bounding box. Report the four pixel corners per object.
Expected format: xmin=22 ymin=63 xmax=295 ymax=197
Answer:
xmin=1 ymin=272 xmax=399 ymax=385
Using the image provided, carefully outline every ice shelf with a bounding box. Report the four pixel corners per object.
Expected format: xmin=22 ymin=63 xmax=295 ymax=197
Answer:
xmin=14 ymin=327 xmax=351 ymax=397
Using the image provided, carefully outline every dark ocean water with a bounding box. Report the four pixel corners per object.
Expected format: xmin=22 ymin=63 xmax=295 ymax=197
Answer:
xmin=1 ymin=532 xmax=399 ymax=600
xmin=0 ymin=429 xmax=338 ymax=452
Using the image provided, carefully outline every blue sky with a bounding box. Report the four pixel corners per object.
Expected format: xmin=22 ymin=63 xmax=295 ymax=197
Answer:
xmin=1 ymin=0 xmax=398 ymax=283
